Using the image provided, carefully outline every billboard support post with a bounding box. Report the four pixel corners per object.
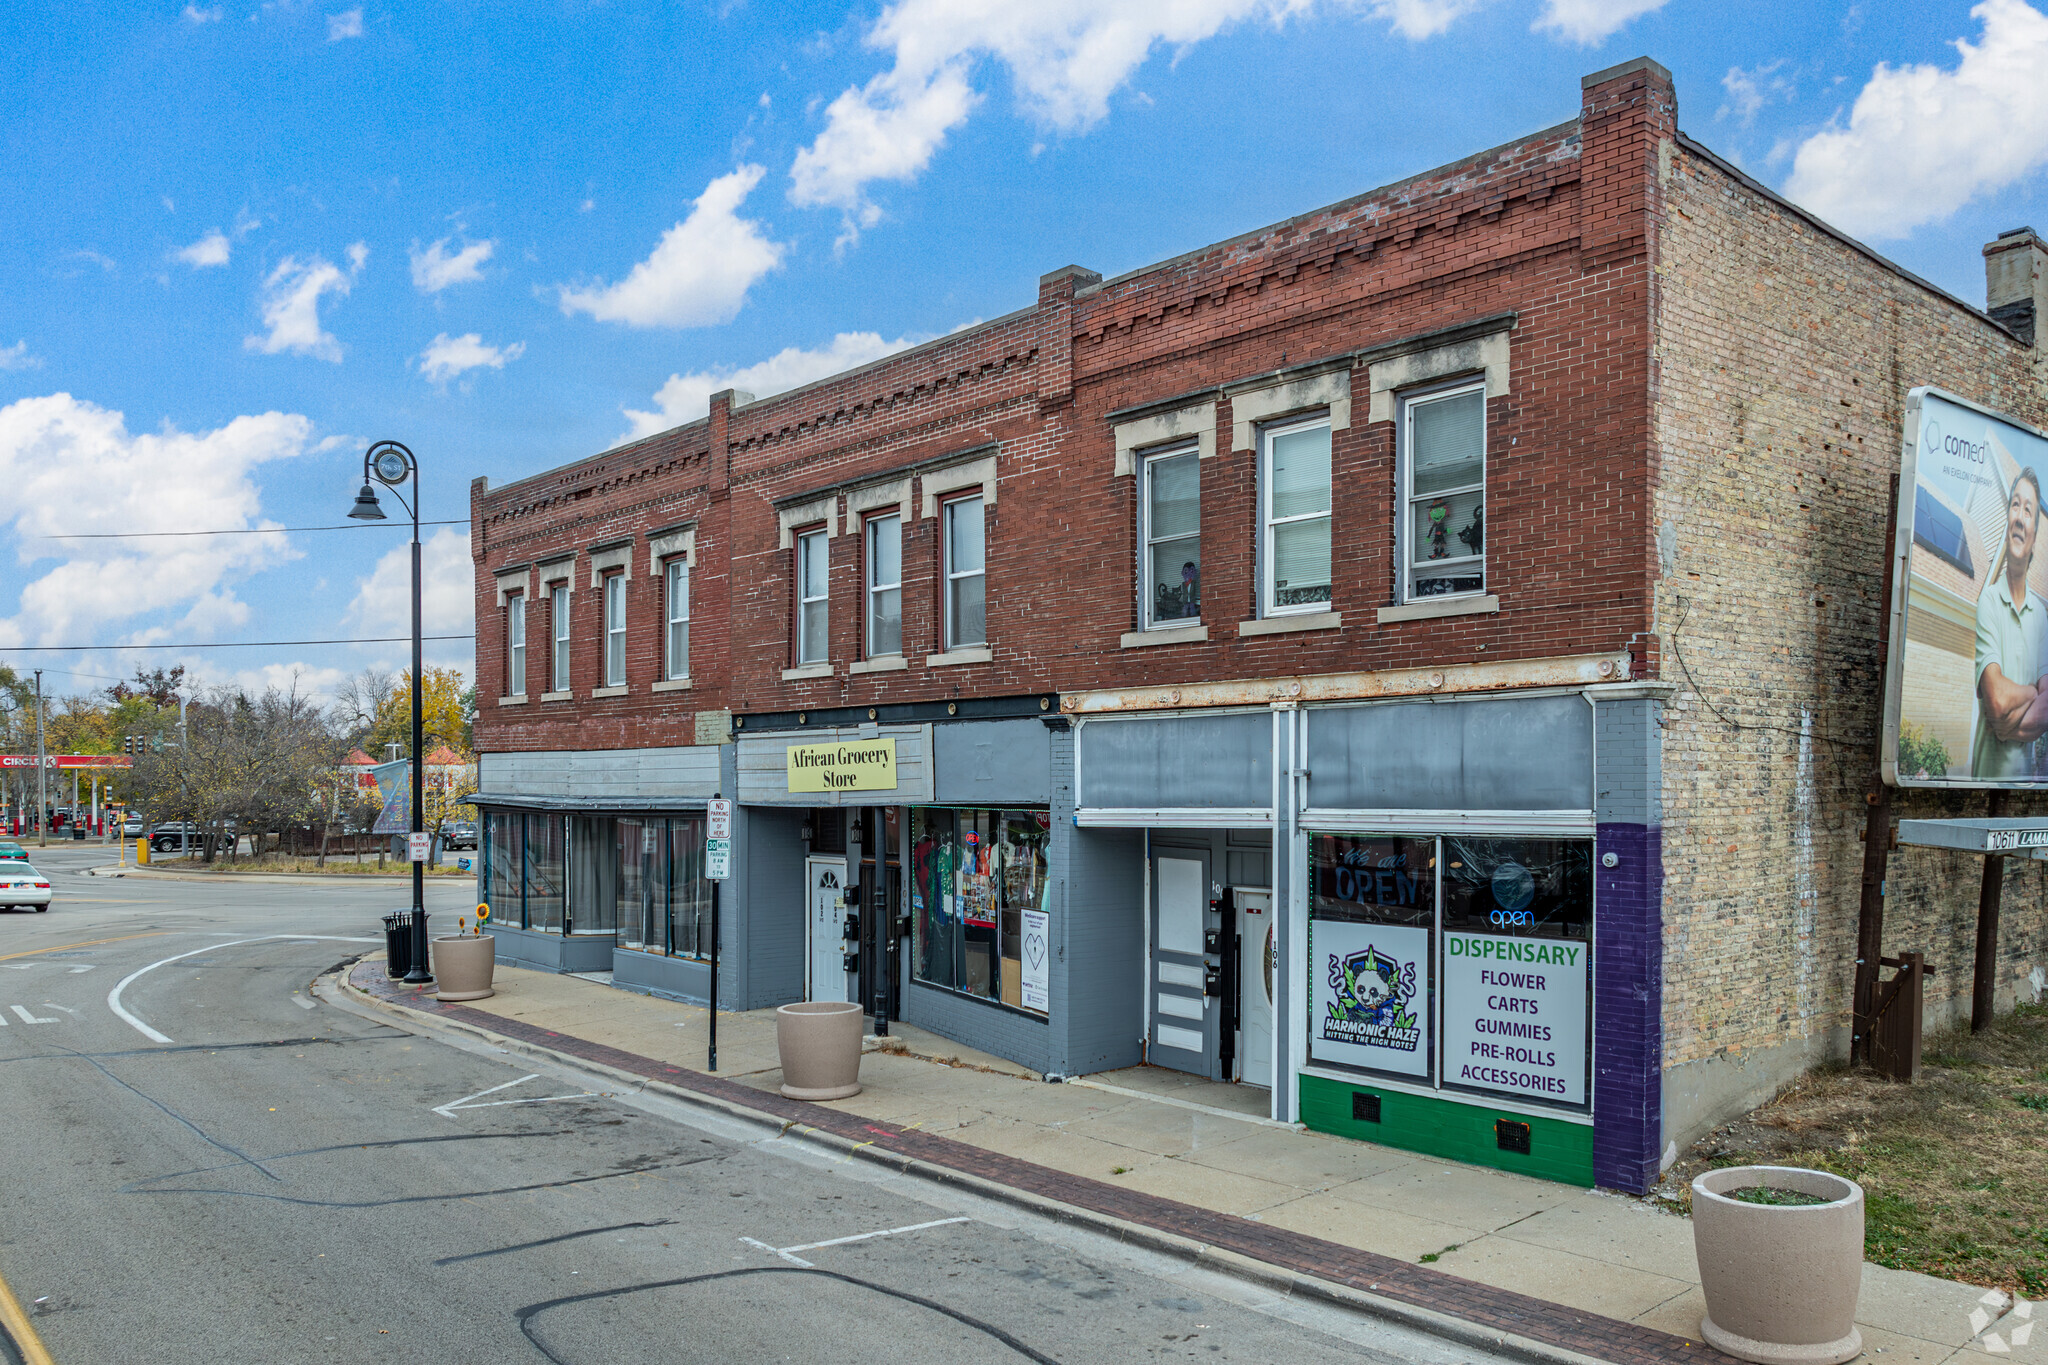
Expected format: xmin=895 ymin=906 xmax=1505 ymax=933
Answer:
xmin=1854 ymin=474 xmax=1902 ymax=1067
xmin=1973 ymin=789 xmax=2011 ymax=1032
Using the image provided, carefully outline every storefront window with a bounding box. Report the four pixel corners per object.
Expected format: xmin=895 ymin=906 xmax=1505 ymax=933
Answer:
xmin=1307 ymin=832 xmax=1592 ymax=1112
xmin=484 ymin=810 xmax=523 ymax=930
xmin=567 ymin=815 xmax=617 ymax=934
xmin=1308 ymin=835 xmax=1436 ymax=1081
xmin=912 ymin=808 xmax=1052 ymax=1017
xmin=668 ymin=816 xmax=712 ymax=959
xmin=524 ymin=814 xmax=565 ymax=933
xmin=616 ymin=818 xmax=660 ymax=952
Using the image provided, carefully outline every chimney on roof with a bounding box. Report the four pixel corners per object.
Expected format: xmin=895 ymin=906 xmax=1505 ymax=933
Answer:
xmin=1985 ymin=226 xmax=2046 ymax=346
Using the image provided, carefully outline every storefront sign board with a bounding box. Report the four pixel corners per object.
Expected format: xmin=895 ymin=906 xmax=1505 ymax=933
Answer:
xmin=1441 ymin=932 xmax=1587 ymax=1105
xmin=1309 ymin=920 xmax=1430 ymax=1079
xmin=786 ymin=738 xmax=898 ymax=793
xmin=1021 ymin=909 xmax=1050 ymax=1012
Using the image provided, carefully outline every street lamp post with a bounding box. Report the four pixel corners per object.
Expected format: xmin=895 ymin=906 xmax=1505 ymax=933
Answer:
xmin=348 ymin=440 xmax=432 ymax=985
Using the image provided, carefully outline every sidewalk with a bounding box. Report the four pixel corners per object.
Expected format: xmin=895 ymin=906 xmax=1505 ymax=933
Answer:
xmin=342 ymin=959 xmax=2007 ymax=1364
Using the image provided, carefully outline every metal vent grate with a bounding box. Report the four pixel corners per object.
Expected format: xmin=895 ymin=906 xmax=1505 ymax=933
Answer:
xmin=1495 ymin=1118 xmax=1532 ymax=1154
xmin=1351 ymin=1091 xmax=1381 ymax=1124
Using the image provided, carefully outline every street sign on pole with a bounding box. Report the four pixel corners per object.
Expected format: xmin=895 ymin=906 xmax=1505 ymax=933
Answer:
xmin=707 ymin=798 xmax=732 ymax=839
xmin=407 ymin=831 xmax=430 ymax=862
xmin=705 ymin=837 xmax=732 ymax=880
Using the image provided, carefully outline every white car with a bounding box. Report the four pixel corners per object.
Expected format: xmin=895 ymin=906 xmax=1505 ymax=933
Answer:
xmin=0 ymin=863 xmax=51 ymax=911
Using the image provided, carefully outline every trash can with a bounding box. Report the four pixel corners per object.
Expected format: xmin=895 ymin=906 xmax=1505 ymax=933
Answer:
xmin=73 ymin=822 xmax=85 ymax=841
xmin=383 ymin=912 xmax=412 ymax=979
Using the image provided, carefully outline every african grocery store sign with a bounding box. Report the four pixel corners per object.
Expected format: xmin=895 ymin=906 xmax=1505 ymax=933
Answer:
xmin=1441 ymin=932 xmax=1588 ymax=1105
xmin=786 ymin=737 xmax=897 ymax=793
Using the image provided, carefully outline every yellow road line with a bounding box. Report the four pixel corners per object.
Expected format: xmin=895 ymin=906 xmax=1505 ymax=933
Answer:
xmin=0 ymin=930 xmax=167 ymax=963
xmin=0 ymin=1260 xmax=55 ymax=1365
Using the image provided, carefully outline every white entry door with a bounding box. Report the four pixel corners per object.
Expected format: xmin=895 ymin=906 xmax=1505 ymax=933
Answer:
xmin=806 ymin=856 xmax=848 ymax=1003
xmin=1235 ymin=889 xmax=1275 ymax=1087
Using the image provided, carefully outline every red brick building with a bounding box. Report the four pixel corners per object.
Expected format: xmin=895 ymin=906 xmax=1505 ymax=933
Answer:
xmin=469 ymin=58 xmax=2048 ymax=1193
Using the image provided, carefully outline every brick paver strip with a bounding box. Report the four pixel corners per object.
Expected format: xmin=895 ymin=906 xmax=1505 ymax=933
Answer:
xmin=351 ymin=963 xmax=1707 ymax=1364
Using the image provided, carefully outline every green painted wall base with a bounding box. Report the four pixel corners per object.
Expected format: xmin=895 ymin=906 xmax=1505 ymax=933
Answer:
xmin=1299 ymin=1073 xmax=1594 ymax=1187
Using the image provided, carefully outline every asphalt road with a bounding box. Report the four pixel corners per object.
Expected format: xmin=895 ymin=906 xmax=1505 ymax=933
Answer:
xmin=0 ymin=847 xmax=1508 ymax=1364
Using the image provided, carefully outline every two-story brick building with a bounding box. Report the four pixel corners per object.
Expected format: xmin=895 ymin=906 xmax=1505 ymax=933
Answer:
xmin=469 ymin=57 xmax=2048 ymax=1194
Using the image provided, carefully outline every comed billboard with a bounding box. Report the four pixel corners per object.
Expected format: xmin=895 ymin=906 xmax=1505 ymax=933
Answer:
xmin=1884 ymin=388 xmax=2048 ymax=787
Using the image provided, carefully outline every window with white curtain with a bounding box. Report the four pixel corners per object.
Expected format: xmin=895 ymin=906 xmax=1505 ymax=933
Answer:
xmin=1141 ymin=447 xmax=1201 ymax=628
xmin=797 ymin=528 xmax=830 ymax=664
xmin=1260 ymin=416 xmax=1333 ymax=615
xmin=664 ymin=559 xmax=689 ymax=680
xmin=603 ymin=572 xmax=626 ymax=687
xmin=506 ymin=593 xmax=526 ymax=695
xmin=943 ymin=496 xmax=986 ymax=648
xmin=866 ymin=514 xmax=901 ymax=657
xmin=550 ymin=584 xmax=570 ymax=693
xmin=1402 ymin=383 xmax=1486 ymax=599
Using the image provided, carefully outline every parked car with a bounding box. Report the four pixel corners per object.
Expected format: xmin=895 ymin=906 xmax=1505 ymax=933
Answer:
xmin=120 ymin=813 xmax=145 ymax=837
xmin=0 ymin=861 xmax=51 ymax=911
xmin=442 ymin=820 xmax=478 ymax=851
xmin=147 ymin=821 xmax=207 ymax=852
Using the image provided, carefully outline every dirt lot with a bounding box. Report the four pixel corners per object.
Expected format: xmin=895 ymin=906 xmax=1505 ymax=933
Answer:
xmin=1661 ymin=1004 xmax=2048 ymax=1294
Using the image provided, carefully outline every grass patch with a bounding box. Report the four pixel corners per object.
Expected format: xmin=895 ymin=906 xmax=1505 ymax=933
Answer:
xmin=1663 ymin=1004 xmax=2048 ymax=1294
xmin=174 ymin=854 xmax=473 ymax=878
xmin=1418 ymin=1242 xmax=1461 ymax=1264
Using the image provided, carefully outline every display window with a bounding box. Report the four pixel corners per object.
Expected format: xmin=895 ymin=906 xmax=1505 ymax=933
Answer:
xmin=1307 ymin=832 xmax=1592 ymax=1111
xmin=911 ymin=807 xmax=1052 ymax=1017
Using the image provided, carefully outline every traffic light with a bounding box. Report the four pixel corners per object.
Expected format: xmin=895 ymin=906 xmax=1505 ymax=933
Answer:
xmin=123 ymin=734 xmax=134 ymax=755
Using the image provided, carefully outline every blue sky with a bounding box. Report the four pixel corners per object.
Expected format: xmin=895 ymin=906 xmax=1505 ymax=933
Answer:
xmin=3 ymin=0 xmax=2045 ymax=712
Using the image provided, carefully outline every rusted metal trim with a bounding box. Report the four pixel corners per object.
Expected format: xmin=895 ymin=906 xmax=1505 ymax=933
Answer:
xmin=1059 ymin=651 xmax=1630 ymax=714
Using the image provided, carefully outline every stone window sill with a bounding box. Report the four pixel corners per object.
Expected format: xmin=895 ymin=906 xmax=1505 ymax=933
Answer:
xmin=850 ymin=655 xmax=908 ymax=674
xmin=497 ymin=694 xmax=528 ymax=706
xmin=926 ymin=645 xmax=993 ymax=668
xmin=651 ymin=678 xmax=693 ymax=693
xmin=782 ymin=663 xmax=833 ymax=681
xmin=1377 ymin=593 xmax=1499 ymax=624
xmin=590 ymin=685 xmax=629 ymax=698
xmin=1237 ymin=611 xmax=1342 ymax=638
xmin=1121 ymin=624 xmax=1210 ymax=649
xmin=539 ymin=691 xmax=574 ymax=703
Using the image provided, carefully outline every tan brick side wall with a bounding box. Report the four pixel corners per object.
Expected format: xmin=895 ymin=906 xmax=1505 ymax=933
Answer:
xmin=1654 ymin=138 xmax=2048 ymax=1087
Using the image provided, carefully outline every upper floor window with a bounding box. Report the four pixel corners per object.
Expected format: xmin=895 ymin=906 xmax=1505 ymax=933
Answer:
xmin=797 ymin=528 xmax=830 ymax=665
xmin=664 ymin=558 xmax=690 ymax=680
xmin=602 ymin=572 xmax=627 ymax=687
xmin=1260 ymin=416 xmax=1332 ymax=615
xmin=943 ymin=495 xmax=985 ymax=649
xmin=1402 ymin=383 xmax=1486 ymax=599
xmin=1141 ymin=447 xmax=1201 ymax=628
xmin=866 ymin=514 xmax=902 ymax=658
xmin=549 ymin=584 xmax=570 ymax=694
xmin=506 ymin=593 xmax=526 ymax=696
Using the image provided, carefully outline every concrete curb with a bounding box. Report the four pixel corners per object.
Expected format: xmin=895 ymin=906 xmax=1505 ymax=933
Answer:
xmin=92 ymin=865 xmax=467 ymax=885
xmin=322 ymin=960 xmax=1622 ymax=1365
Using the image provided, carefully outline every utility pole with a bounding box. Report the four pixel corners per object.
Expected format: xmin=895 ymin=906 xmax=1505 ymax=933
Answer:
xmin=34 ymin=670 xmax=46 ymax=848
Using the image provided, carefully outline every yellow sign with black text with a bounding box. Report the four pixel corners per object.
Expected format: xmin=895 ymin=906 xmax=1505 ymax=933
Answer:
xmin=786 ymin=737 xmax=898 ymax=793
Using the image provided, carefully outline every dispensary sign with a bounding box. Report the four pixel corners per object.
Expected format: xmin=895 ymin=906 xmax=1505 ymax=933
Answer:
xmin=785 ymin=737 xmax=897 ymax=793
xmin=1441 ymin=933 xmax=1588 ymax=1106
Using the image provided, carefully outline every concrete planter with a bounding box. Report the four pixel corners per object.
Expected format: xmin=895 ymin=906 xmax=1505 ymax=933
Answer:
xmin=775 ymin=1001 xmax=864 ymax=1100
xmin=1693 ymin=1165 xmax=1864 ymax=1365
xmin=432 ymin=935 xmax=496 ymax=1001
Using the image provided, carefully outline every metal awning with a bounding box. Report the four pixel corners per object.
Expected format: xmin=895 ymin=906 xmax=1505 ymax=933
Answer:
xmin=1896 ymin=818 xmax=2048 ymax=857
xmin=470 ymin=792 xmax=711 ymax=814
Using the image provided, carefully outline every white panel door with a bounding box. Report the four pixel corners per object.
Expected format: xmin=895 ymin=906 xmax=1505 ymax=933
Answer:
xmin=1150 ymin=853 xmax=1211 ymax=1074
xmin=1235 ymin=889 xmax=1275 ymax=1087
xmin=806 ymin=857 xmax=848 ymax=1003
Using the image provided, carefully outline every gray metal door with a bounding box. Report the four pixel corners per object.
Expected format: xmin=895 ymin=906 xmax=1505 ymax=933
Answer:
xmin=1149 ymin=847 xmax=1214 ymax=1077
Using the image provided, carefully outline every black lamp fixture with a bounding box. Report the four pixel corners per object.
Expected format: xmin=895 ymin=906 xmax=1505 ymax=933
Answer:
xmin=347 ymin=439 xmax=430 ymax=985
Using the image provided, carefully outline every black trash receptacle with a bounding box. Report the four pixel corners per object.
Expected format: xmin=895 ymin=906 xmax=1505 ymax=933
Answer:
xmin=383 ymin=912 xmax=412 ymax=979
xmin=73 ymin=823 xmax=86 ymax=840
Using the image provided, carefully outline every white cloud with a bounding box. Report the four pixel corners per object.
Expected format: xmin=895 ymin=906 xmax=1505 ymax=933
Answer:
xmin=618 ymin=330 xmax=927 ymax=443
xmin=0 ymin=342 xmax=40 ymax=372
xmin=182 ymin=5 xmax=222 ymax=22
xmin=327 ymin=7 xmax=362 ymax=41
xmin=173 ymin=229 xmax=231 ymax=269
xmin=556 ymin=166 xmax=785 ymax=328
xmin=409 ymin=236 xmax=495 ymax=293
xmin=1719 ymin=61 xmax=1794 ymax=127
xmin=0 ymin=393 xmax=312 ymax=651
xmin=244 ymin=245 xmax=365 ymax=362
xmin=788 ymin=1 xmax=1537 ymax=233
xmin=417 ymin=333 xmax=525 ymax=386
xmin=1530 ymin=0 xmax=1666 ymax=44
xmin=345 ymin=527 xmax=475 ymax=643
xmin=1785 ymin=0 xmax=2048 ymax=241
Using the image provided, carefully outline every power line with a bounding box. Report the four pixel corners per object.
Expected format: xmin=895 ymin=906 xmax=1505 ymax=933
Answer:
xmin=0 ymin=636 xmax=476 ymax=653
xmin=35 ymin=520 xmax=471 ymax=540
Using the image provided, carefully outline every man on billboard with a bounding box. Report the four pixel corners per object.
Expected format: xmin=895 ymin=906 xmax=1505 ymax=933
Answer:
xmin=1973 ymin=469 xmax=2048 ymax=778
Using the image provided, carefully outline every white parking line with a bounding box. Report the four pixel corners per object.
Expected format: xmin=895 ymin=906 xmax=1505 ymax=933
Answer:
xmin=432 ymin=1073 xmax=597 ymax=1118
xmin=740 ymin=1217 xmax=971 ymax=1268
xmin=107 ymin=935 xmax=377 ymax=1043
xmin=10 ymin=1006 xmax=57 ymax=1025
